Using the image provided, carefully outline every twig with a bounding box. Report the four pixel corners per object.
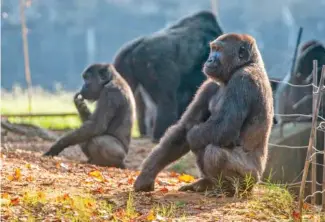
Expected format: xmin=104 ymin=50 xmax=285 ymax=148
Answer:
xmin=1 ymin=119 xmax=58 ymax=141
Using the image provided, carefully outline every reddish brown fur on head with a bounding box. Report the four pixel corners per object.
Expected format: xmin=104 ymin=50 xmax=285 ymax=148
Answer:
xmin=203 ymin=33 xmax=260 ymax=83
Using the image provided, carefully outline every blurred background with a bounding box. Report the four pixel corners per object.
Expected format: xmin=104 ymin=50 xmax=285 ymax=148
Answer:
xmin=1 ymin=0 xmax=325 ymax=91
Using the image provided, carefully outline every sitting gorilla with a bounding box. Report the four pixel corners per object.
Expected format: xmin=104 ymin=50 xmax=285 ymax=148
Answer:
xmin=43 ymin=64 xmax=136 ymax=168
xmin=134 ymin=33 xmax=274 ymax=196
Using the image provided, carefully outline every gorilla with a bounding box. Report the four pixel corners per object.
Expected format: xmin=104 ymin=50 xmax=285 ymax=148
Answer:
xmin=133 ymin=33 xmax=274 ymax=196
xmin=275 ymin=40 xmax=325 ymax=123
xmin=113 ymin=10 xmax=223 ymax=142
xmin=44 ymin=64 xmax=136 ymax=168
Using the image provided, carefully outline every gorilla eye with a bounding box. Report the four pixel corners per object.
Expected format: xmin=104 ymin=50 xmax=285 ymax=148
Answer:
xmin=98 ymin=68 xmax=107 ymax=80
xmin=238 ymin=46 xmax=249 ymax=60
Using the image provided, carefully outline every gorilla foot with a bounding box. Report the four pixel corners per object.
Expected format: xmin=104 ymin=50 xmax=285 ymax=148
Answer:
xmin=179 ymin=178 xmax=214 ymax=192
xmin=134 ymin=173 xmax=155 ymax=192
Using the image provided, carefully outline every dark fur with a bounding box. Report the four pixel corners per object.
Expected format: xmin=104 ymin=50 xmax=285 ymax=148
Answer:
xmin=43 ymin=64 xmax=135 ymax=168
xmin=113 ymin=10 xmax=223 ymax=142
xmin=275 ymin=41 xmax=325 ymax=123
xmin=133 ymin=34 xmax=274 ymax=195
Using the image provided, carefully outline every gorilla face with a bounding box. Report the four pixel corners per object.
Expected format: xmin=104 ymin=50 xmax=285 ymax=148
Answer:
xmin=80 ymin=64 xmax=112 ymax=101
xmin=203 ymin=33 xmax=254 ymax=84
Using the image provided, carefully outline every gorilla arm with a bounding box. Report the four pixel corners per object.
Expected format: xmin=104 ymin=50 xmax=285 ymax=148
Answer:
xmin=134 ymin=80 xmax=219 ymax=192
xmin=44 ymin=88 xmax=122 ymax=156
xmin=187 ymin=75 xmax=254 ymax=151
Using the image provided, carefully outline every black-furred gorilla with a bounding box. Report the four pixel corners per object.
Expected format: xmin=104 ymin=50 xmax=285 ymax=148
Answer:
xmin=134 ymin=33 xmax=274 ymax=196
xmin=43 ymin=64 xmax=136 ymax=168
xmin=275 ymin=40 xmax=325 ymax=124
xmin=113 ymin=10 xmax=223 ymax=142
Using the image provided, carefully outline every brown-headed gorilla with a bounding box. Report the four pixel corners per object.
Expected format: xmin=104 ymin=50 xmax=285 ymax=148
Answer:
xmin=43 ymin=64 xmax=136 ymax=169
xmin=133 ymin=33 xmax=274 ymax=196
xmin=275 ymin=40 xmax=325 ymax=123
xmin=113 ymin=10 xmax=223 ymax=142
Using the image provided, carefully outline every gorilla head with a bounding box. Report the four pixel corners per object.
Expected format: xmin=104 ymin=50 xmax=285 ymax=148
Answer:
xmin=80 ymin=64 xmax=113 ymax=101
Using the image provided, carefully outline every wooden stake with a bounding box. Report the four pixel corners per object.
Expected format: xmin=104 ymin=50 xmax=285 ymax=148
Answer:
xmin=19 ymin=0 xmax=33 ymax=113
xmin=210 ymin=0 xmax=218 ymax=15
xmin=299 ymin=64 xmax=325 ymax=220
xmin=290 ymin=27 xmax=303 ymax=77
xmin=323 ymin=73 xmax=325 ymax=210
xmin=311 ymin=60 xmax=318 ymax=205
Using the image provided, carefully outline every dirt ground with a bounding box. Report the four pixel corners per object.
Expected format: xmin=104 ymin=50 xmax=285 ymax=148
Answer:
xmin=0 ymin=131 xmax=321 ymax=221
xmin=1 ymin=130 xmax=155 ymax=171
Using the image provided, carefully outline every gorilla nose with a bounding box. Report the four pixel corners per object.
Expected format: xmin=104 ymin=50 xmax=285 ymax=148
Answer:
xmin=206 ymin=51 xmax=221 ymax=67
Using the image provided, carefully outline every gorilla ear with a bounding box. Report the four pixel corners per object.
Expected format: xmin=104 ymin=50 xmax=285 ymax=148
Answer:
xmin=238 ymin=45 xmax=250 ymax=60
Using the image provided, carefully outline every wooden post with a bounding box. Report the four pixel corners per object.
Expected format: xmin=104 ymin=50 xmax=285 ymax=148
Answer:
xmin=323 ymin=69 xmax=325 ymax=210
xmin=19 ymin=0 xmax=33 ymax=113
xmin=299 ymin=64 xmax=325 ymax=221
xmin=290 ymin=27 xmax=303 ymax=77
xmin=311 ymin=60 xmax=318 ymax=205
xmin=210 ymin=0 xmax=218 ymax=15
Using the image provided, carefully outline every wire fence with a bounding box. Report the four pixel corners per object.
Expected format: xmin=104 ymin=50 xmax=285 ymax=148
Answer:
xmin=268 ymin=60 xmax=325 ymax=218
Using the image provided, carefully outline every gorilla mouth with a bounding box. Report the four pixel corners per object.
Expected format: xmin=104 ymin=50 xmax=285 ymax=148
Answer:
xmin=203 ymin=65 xmax=217 ymax=77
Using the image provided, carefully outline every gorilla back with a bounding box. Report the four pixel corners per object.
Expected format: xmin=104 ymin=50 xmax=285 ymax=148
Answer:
xmin=113 ymin=10 xmax=223 ymax=142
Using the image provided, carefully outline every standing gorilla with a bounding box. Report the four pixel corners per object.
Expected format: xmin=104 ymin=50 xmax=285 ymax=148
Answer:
xmin=275 ymin=40 xmax=325 ymax=123
xmin=113 ymin=10 xmax=223 ymax=142
xmin=134 ymin=33 xmax=274 ymax=196
xmin=44 ymin=64 xmax=136 ymax=169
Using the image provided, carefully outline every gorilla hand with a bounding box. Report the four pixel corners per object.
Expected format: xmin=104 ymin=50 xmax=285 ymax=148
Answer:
xmin=43 ymin=140 xmax=64 ymax=157
xmin=74 ymin=92 xmax=84 ymax=106
xmin=134 ymin=171 xmax=155 ymax=192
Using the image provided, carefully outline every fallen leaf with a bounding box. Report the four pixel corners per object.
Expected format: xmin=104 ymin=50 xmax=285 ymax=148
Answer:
xmin=26 ymin=176 xmax=34 ymax=182
xmin=7 ymin=168 xmax=22 ymax=181
xmin=303 ymin=203 xmax=310 ymax=210
xmin=146 ymin=210 xmax=156 ymax=221
xmin=7 ymin=175 xmax=14 ymax=181
xmin=92 ymin=187 xmax=105 ymax=194
xmin=63 ymin=193 xmax=71 ymax=200
xmin=25 ymin=163 xmax=31 ymax=169
xmin=160 ymin=187 xmax=169 ymax=193
xmin=170 ymin=171 xmax=178 ymax=177
xmin=88 ymin=170 xmax=105 ymax=182
xmin=86 ymin=201 xmax=94 ymax=208
xmin=178 ymin=174 xmax=195 ymax=183
xmin=10 ymin=197 xmax=20 ymax=206
xmin=292 ymin=210 xmax=300 ymax=221
xmin=37 ymin=191 xmax=46 ymax=200
xmin=1 ymin=193 xmax=9 ymax=199
xmin=128 ymin=177 xmax=134 ymax=185
xmin=55 ymin=162 xmax=60 ymax=169
xmin=14 ymin=168 xmax=22 ymax=180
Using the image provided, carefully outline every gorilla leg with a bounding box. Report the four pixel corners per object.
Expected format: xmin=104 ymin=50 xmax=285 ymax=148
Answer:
xmin=180 ymin=145 xmax=259 ymax=196
xmin=134 ymin=87 xmax=147 ymax=137
xmin=152 ymin=92 xmax=178 ymax=143
xmin=83 ymin=135 xmax=126 ymax=168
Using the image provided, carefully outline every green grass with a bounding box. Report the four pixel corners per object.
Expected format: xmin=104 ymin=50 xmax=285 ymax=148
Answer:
xmin=1 ymin=85 xmax=140 ymax=137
